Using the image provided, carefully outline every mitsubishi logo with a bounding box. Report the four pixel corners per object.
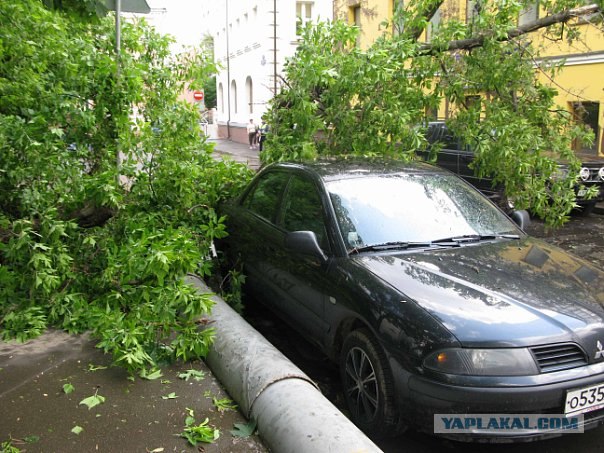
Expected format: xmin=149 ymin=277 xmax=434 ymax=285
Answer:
xmin=596 ymin=341 xmax=604 ymax=360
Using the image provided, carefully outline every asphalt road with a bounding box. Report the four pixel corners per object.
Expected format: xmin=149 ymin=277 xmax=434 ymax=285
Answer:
xmin=243 ymin=211 xmax=604 ymax=453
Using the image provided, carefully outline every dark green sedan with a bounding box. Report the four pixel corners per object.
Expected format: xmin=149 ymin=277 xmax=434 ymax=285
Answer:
xmin=220 ymin=159 xmax=604 ymax=441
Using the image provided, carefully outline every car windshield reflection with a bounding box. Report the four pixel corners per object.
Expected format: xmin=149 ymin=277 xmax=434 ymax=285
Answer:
xmin=326 ymin=173 xmax=520 ymax=252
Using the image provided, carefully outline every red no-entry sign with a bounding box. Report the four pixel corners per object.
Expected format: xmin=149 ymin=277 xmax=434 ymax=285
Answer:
xmin=193 ymin=90 xmax=204 ymax=101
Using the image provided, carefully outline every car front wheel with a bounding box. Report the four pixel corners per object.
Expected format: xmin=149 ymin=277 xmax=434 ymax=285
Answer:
xmin=340 ymin=329 xmax=400 ymax=438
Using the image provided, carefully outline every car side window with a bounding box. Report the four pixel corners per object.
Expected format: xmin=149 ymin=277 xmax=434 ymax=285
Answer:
xmin=282 ymin=176 xmax=330 ymax=252
xmin=243 ymin=171 xmax=289 ymax=223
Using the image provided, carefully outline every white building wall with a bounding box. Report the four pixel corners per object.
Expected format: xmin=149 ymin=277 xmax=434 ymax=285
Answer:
xmin=205 ymin=1 xmax=333 ymax=142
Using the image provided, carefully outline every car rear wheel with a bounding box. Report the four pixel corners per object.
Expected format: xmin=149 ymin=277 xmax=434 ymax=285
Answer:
xmin=340 ymin=329 xmax=400 ymax=438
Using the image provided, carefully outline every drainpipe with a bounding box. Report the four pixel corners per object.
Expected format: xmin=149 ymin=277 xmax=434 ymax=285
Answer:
xmin=187 ymin=276 xmax=382 ymax=453
xmin=226 ymin=0 xmax=231 ymax=140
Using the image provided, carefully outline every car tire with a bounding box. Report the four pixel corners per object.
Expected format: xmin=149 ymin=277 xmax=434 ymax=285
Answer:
xmin=340 ymin=329 xmax=400 ymax=438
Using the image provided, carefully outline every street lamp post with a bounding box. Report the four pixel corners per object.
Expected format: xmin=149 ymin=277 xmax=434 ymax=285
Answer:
xmin=102 ymin=0 xmax=150 ymax=179
xmin=273 ymin=0 xmax=277 ymax=96
xmin=103 ymin=0 xmax=151 ymax=77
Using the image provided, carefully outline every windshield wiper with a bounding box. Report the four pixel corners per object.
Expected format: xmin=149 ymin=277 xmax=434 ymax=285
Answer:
xmin=350 ymin=241 xmax=434 ymax=254
xmin=432 ymin=234 xmax=520 ymax=245
xmin=350 ymin=234 xmax=521 ymax=254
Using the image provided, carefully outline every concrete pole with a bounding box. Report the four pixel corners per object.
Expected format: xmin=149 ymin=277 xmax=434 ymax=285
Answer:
xmin=186 ymin=276 xmax=383 ymax=453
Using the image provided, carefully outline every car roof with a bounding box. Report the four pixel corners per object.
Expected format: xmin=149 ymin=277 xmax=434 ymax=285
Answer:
xmin=264 ymin=159 xmax=449 ymax=182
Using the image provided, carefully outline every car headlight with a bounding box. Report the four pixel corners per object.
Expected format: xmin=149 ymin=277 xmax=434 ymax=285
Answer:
xmin=579 ymin=167 xmax=590 ymax=181
xmin=424 ymin=348 xmax=539 ymax=376
xmin=599 ymin=167 xmax=604 ymax=181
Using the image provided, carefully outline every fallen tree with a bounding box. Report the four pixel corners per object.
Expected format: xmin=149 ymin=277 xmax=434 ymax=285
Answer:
xmin=264 ymin=1 xmax=603 ymax=227
xmin=0 ymin=1 xmax=253 ymax=374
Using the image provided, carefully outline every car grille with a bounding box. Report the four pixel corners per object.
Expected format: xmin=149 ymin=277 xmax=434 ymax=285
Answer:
xmin=530 ymin=343 xmax=587 ymax=373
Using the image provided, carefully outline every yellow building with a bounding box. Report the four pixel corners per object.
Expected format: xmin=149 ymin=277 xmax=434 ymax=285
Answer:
xmin=334 ymin=1 xmax=604 ymax=156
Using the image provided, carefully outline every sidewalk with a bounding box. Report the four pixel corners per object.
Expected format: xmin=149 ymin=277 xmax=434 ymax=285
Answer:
xmin=209 ymin=138 xmax=261 ymax=170
xmin=0 ymin=330 xmax=267 ymax=452
xmin=0 ymin=286 xmax=380 ymax=453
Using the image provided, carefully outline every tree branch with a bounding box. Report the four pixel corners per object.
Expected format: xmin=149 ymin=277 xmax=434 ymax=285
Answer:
xmin=407 ymin=0 xmax=445 ymax=41
xmin=419 ymin=4 xmax=602 ymax=54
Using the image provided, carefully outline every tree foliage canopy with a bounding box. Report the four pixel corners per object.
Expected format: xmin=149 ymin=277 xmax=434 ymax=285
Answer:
xmin=0 ymin=0 xmax=252 ymax=374
xmin=263 ymin=0 xmax=603 ymax=227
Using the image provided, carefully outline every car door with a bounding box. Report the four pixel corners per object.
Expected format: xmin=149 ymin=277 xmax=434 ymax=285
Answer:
xmin=271 ymin=174 xmax=332 ymax=343
xmin=229 ymin=170 xmax=290 ymax=302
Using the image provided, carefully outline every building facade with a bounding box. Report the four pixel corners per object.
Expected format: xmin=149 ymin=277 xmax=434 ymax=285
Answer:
xmin=334 ymin=1 xmax=604 ymax=156
xmin=204 ymin=1 xmax=333 ymax=143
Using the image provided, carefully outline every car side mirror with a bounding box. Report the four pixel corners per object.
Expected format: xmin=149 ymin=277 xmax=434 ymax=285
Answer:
xmin=510 ymin=209 xmax=531 ymax=230
xmin=285 ymin=231 xmax=328 ymax=262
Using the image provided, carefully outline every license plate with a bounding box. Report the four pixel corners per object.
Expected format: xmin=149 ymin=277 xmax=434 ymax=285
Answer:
xmin=565 ymin=382 xmax=604 ymax=416
xmin=577 ymin=189 xmax=587 ymax=197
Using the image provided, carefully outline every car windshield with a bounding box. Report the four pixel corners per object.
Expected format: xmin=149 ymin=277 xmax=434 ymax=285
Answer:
xmin=326 ymin=173 xmax=519 ymax=251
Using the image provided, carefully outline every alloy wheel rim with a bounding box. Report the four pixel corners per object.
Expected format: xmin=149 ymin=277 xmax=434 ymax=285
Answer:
xmin=344 ymin=346 xmax=379 ymax=422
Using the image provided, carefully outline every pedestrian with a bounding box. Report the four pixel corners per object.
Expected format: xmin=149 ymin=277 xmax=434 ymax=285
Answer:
xmin=257 ymin=119 xmax=269 ymax=151
xmin=247 ymin=118 xmax=257 ymax=149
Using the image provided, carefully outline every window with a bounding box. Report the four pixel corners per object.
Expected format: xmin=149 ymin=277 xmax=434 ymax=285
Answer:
xmin=392 ymin=0 xmax=405 ymax=35
xmin=244 ymin=172 xmax=290 ymax=222
xmin=282 ymin=176 xmax=329 ymax=251
xmin=573 ymin=102 xmax=600 ymax=154
xmin=351 ymin=5 xmax=361 ymax=46
xmin=426 ymin=6 xmax=442 ymax=42
xmin=218 ymin=83 xmax=224 ymax=113
xmin=296 ymin=2 xmax=313 ymax=36
xmin=230 ymin=80 xmax=237 ymax=114
xmin=425 ymin=105 xmax=438 ymax=122
xmin=519 ymin=1 xmax=539 ymax=26
xmin=466 ymin=0 xmax=481 ymax=25
xmin=465 ymin=95 xmax=481 ymax=110
xmin=245 ymin=76 xmax=253 ymax=114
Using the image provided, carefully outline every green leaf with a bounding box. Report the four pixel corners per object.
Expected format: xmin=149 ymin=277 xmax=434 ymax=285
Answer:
xmin=50 ymin=127 xmax=64 ymax=137
xmin=184 ymin=407 xmax=196 ymax=427
xmin=87 ymin=364 xmax=107 ymax=372
xmin=161 ymin=392 xmax=178 ymax=400
xmin=212 ymin=397 xmax=237 ymax=413
xmin=230 ymin=420 xmax=257 ymax=438
xmin=180 ymin=417 xmax=219 ymax=445
xmin=0 ymin=439 xmax=21 ymax=453
xmin=140 ymin=369 xmax=163 ymax=380
xmin=178 ymin=369 xmax=205 ymax=381
xmin=71 ymin=426 xmax=84 ymax=435
xmin=62 ymin=383 xmax=75 ymax=394
xmin=79 ymin=393 xmax=106 ymax=410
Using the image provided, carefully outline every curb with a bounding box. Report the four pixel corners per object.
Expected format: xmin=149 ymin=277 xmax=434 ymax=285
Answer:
xmin=187 ymin=276 xmax=383 ymax=453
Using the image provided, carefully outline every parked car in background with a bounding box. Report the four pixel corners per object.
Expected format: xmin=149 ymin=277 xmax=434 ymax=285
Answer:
xmin=220 ymin=159 xmax=604 ymax=441
xmin=418 ymin=121 xmax=604 ymax=214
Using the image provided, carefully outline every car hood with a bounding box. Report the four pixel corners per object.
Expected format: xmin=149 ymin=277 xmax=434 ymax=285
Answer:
xmin=357 ymin=237 xmax=604 ymax=348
